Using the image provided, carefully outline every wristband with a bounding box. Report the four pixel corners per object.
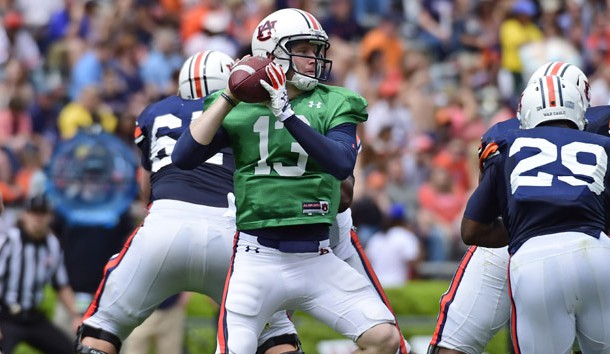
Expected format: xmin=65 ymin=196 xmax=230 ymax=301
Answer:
xmin=221 ymin=92 xmax=237 ymax=107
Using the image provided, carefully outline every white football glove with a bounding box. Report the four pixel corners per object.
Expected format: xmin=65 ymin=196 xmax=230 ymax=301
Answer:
xmin=260 ymin=62 xmax=294 ymax=122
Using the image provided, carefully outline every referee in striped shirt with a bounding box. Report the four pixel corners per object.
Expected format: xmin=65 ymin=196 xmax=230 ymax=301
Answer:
xmin=0 ymin=194 xmax=80 ymax=353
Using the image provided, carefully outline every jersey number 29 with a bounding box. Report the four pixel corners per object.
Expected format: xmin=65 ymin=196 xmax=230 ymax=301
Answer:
xmin=509 ymin=137 xmax=607 ymax=195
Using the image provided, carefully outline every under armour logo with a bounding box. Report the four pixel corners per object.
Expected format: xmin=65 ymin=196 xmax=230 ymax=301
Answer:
xmin=245 ymin=246 xmax=260 ymax=253
xmin=308 ymin=101 xmax=322 ymax=108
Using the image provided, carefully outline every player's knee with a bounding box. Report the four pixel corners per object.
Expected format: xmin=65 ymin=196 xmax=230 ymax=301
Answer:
xmin=256 ymin=333 xmax=304 ymax=354
xmin=75 ymin=324 xmax=122 ymax=354
xmin=358 ymin=323 xmax=400 ymax=353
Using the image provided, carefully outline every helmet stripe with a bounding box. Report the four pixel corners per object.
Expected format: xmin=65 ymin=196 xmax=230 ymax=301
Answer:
xmin=545 ymin=75 xmax=557 ymax=107
xmin=538 ymin=78 xmax=546 ymax=109
xmin=303 ymin=11 xmax=320 ymax=30
xmin=292 ymin=9 xmax=312 ymax=29
xmin=193 ymin=52 xmax=204 ymax=98
xmin=549 ymin=62 xmax=564 ymax=76
xmin=558 ymin=63 xmax=572 ymax=78
xmin=202 ymin=50 xmax=211 ymax=96
xmin=556 ymin=75 xmax=564 ymax=107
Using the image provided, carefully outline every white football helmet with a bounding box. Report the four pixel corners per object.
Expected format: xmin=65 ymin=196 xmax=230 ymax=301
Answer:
xmin=518 ymin=75 xmax=587 ymax=130
xmin=251 ymin=8 xmax=332 ymax=91
xmin=528 ymin=61 xmax=590 ymax=107
xmin=178 ymin=50 xmax=234 ymax=99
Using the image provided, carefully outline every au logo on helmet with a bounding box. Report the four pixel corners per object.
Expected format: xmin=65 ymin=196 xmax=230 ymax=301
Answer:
xmin=257 ymin=20 xmax=277 ymax=41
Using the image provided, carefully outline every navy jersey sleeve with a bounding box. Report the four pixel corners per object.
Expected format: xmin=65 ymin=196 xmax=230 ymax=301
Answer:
xmin=479 ymin=118 xmax=518 ymax=172
xmin=135 ymin=105 xmax=154 ymax=171
xmin=465 ymin=157 xmax=503 ymax=223
xmin=585 ymin=105 xmax=610 ymax=137
xmin=172 ymin=127 xmax=230 ymax=170
xmin=283 ymin=118 xmax=357 ymax=180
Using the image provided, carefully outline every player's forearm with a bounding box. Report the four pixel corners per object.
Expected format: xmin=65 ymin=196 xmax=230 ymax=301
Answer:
xmin=190 ymin=91 xmax=235 ymax=145
xmin=461 ymin=217 xmax=508 ymax=247
xmin=172 ymin=128 xmax=227 ymax=170
xmin=283 ymin=119 xmax=357 ymax=180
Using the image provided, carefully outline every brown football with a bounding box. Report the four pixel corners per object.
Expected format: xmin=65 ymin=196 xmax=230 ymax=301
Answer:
xmin=228 ymin=56 xmax=273 ymax=103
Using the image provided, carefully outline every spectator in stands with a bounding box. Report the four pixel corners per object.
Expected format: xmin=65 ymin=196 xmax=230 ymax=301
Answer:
xmin=183 ymin=6 xmax=239 ymax=58
xmin=585 ymin=10 xmax=610 ymax=69
xmin=365 ymin=204 xmax=421 ymax=288
xmin=180 ymin=0 xmax=211 ymax=41
xmin=58 ymin=85 xmax=117 ymax=140
xmin=139 ymin=27 xmax=183 ymax=99
xmin=0 ymin=10 xmax=42 ymax=71
xmin=321 ymin=0 xmax=365 ymax=42
xmin=346 ymin=48 xmax=386 ymax=104
xmin=15 ymin=143 xmax=46 ymax=199
xmin=108 ymin=33 xmax=144 ymax=99
xmin=364 ymin=72 xmax=415 ymax=150
xmin=0 ymin=59 xmax=36 ymax=110
xmin=320 ymin=0 xmax=364 ymax=85
xmin=351 ymin=0 xmax=392 ymax=28
xmin=0 ymin=146 xmax=24 ymax=208
xmin=29 ymin=85 xmax=62 ymax=146
xmin=351 ymin=169 xmax=390 ymax=245
xmin=68 ymin=37 xmax=113 ymax=101
xmin=498 ymin=0 xmax=543 ymax=101
xmin=589 ymin=64 xmax=610 ymax=107
xmin=46 ymin=0 xmax=98 ymax=44
xmin=360 ymin=14 xmax=406 ymax=75
xmin=415 ymin=0 xmax=455 ymax=61
xmin=0 ymin=95 xmax=32 ymax=150
xmin=417 ymin=164 xmax=467 ymax=261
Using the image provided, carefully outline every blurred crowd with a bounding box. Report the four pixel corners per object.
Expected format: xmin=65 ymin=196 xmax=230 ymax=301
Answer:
xmin=1 ymin=0 xmax=610 ymax=286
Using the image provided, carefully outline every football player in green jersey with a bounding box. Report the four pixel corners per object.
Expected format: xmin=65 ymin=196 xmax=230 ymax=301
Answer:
xmin=173 ymin=7 xmax=401 ymax=354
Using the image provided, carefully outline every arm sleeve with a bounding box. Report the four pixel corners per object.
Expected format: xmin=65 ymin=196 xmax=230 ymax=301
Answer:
xmin=283 ymin=118 xmax=357 ymax=180
xmin=464 ymin=163 xmax=501 ymax=223
xmin=172 ymin=126 xmax=230 ymax=170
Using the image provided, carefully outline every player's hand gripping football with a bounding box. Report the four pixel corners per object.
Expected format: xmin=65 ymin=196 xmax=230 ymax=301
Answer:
xmin=260 ymin=62 xmax=294 ymax=122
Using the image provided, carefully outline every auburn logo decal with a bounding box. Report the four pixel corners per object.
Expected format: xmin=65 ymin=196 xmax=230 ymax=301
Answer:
xmin=257 ymin=20 xmax=277 ymax=41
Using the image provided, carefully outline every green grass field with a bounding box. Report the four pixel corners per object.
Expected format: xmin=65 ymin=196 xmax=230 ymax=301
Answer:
xmin=16 ymin=280 xmax=509 ymax=353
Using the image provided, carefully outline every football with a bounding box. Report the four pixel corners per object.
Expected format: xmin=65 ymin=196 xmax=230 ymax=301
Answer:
xmin=228 ymin=56 xmax=273 ymax=103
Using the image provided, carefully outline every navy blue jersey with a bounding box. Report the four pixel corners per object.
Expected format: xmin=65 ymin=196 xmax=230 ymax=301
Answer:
xmin=466 ymin=127 xmax=610 ymax=254
xmin=479 ymin=118 xmax=519 ymax=172
xmin=135 ymin=95 xmax=234 ymax=207
xmin=585 ymin=105 xmax=610 ymax=137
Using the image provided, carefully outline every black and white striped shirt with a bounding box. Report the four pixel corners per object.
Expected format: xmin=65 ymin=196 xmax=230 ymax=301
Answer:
xmin=0 ymin=225 xmax=69 ymax=313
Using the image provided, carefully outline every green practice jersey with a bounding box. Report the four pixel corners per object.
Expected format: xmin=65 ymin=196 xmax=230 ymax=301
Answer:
xmin=204 ymin=84 xmax=367 ymax=230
